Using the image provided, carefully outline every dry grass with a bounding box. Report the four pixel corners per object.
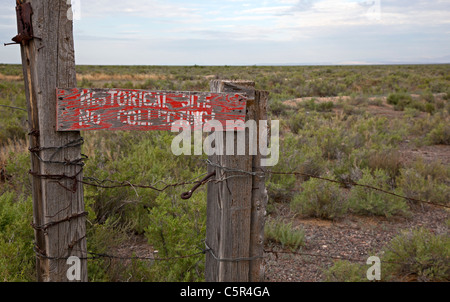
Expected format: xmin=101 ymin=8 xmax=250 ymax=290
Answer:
xmin=0 ymin=74 xmax=23 ymax=81
xmin=0 ymin=138 xmax=27 ymax=167
xmin=76 ymin=73 xmax=169 ymax=82
xmin=0 ymin=72 xmax=170 ymax=84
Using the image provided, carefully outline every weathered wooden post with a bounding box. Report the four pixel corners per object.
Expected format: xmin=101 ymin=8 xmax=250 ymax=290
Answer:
xmin=206 ymin=80 xmax=269 ymax=282
xmin=15 ymin=0 xmax=88 ymax=281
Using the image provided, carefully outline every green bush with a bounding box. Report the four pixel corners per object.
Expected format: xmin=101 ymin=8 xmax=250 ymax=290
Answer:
xmin=144 ymin=191 xmax=206 ymax=282
xmin=83 ymin=131 xmax=205 ymax=231
xmin=291 ymin=177 xmax=347 ymax=220
xmin=425 ymin=122 xmax=450 ymax=145
xmin=382 ymin=228 xmax=450 ymax=281
xmin=348 ymin=169 xmax=410 ymax=218
xmin=2 ymin=147 xmax=31 ymax=196
xmin=86 ymin=216 xmax=134 ymax=282
xmin=424 ymin=103 xmax=435 ymax=114
xmin=299 ymin=98 xmax=334 ymax=112
xmin=287 ymin=110 xmax=309 ymax=134
xmin=316 ymin=127 xmax=348 ymax=160
xmin=264 ymin=219 xmax=305 ymax=251
xmin=269 ymin=99 xmax=289 ymax=116
xmin=397 ymin=168 xmax=449 ymax=206
xmin=323 ymin=260 xmax=368 ymax=282
xmin=0 ymin=192 xmax=35 ymax=281
xmin=387 ymin=92 xmax=412 ymax=108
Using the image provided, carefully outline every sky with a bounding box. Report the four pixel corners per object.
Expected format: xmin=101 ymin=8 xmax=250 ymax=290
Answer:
xmin=0 ymin=0 xmax=449 ymax=65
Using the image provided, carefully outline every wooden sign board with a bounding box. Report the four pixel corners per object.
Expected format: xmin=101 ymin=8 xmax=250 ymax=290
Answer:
xmin=56 ymin=88 xmax=247 ymax=131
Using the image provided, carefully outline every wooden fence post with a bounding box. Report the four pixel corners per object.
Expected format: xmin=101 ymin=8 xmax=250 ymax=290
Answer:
xmin=206 ymin=80 xmax=269 ymax=282
xmin=18 ymin=0 xmax=87 ymax=281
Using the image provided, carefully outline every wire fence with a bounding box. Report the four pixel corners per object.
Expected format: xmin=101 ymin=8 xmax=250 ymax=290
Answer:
xmin=32 ymin=238 xmax=413 ymax=268
xmin=1 ymin=129 xmax=448 ymax=278
xmin=78 ymin=158 xmax=449 ymax=209
xmin=23 ymin=150 xmax=448 ymax=271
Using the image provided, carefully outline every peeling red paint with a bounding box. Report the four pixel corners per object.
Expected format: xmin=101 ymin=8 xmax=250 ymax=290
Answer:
xmin=56 ymin=88 xmax=247 ymax=131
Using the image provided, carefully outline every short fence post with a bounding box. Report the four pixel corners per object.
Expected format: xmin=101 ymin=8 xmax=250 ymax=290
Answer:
xmin=17 ymin=0 xmax=88 ymax=281
xmin=206 ymin=80 xmax=268 ymax=282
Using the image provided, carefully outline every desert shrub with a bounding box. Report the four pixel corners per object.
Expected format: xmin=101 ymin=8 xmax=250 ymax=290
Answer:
xmin=382 ymin=228 xmax=450 ymax=281
xmin=367 ymin=97 xmax=383 ymax=107
xmin=269 ymin=99 xmax=288 ymax=116
xmin=305 ymin=79 xmax=338 ymax=97
xmin=397 ymin=167 xmax=449 ymax=206
xmin=2 ymin=147 xmax=31 ymax=195
xmin=444 ymin=88 xmax=450 ymax=100
xmin=291 ymin=177 xmax=347 ymax=220
xmin=86 ymin=216 xmax=134 ymax=282
xmin=144 ymin=191 xmax=206 ymax=282
xmin=365 ymin=149 xmax=403 ymax=179
xmin=348 ymin=169 xmax=410 ymax=218
xmin=387 ymin=92 xmax=412 ymax=108
xmin=409 ymin=159 xmax=449 ymax=183
xmin=349 ymin=94 xmax=367 ymax=106
xmin=265 ymin=135 xmax=297 ymax=203
xmin=299 ymin=98 xmax=334 ymax=112
xmin=424 ymin=103 xmax=435 ymax=114
xmin=82 ymin=131 xmax=205 ymax=231
xmin=0 ymin=91 xmax=28 ymax=144
xmin=342 ymin=104 xmax=364 ymax=115
xmin=420 ymin=89 xmax=435 ymax=103
xmin=287 ymin=110 xmax=309 ymax=134
xmin=425 ymin=122 xmax=450 ymax=145
xmin=404 ymin=107 xmax=421 ymax=118
xmin=296 ymin=154 xmax=325 ymax=182
xmin=323 ymin=260 xmax=368 ymax=282
xmin=0 ymin=192 xmax=35 ymax=281
xmin=266 ymin=180 xmax=296 ymax=204
xmin=316 ymin=101 xmax=334 ymax=112
xmin=407 ymin=112 xmax=445 ymax=142
xmin=332 ymin=158 xmax=363 ymax=186
xmin=315 ymin=127 xmax=348 ymax=160
xmin=264 ymin=218 xmax=305 ymax=251
xmin=266 ymin=134 xmax=325 ymax=203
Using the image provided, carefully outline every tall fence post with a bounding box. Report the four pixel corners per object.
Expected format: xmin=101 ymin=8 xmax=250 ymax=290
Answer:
xmin=18 ymin=0 xmax=87 ymax=281
xmin=206 ymin=80 xmax=269 ymax=282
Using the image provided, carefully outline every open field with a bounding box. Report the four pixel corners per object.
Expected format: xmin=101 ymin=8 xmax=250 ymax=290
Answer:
xmin=0 ymin=64 xmax=449 ymax=282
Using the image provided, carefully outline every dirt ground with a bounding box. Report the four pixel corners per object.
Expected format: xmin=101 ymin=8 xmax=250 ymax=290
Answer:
xmin=263 ymin=203 xmax=448 ymax=282
xmin=115 ymin=202 xmax=448 ymax=282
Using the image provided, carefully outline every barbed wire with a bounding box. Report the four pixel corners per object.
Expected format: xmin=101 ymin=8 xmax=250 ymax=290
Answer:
xmin=81 ymin=174 xmax=208 ymax=192
xmin=205 ymin=159 xmax=450 ymax=209
xmin=263 ymin=249 xmax=410 ymax=266
xmin=3 ymin=132 xmax=448 ymax=279
xmin=265 ymin=170 xmax=450 ymax=209
xmin=0 ymin=104 xmax=27 ymax=112
xmin=21 ymin=157 xmax=450 ymax=209
xmin=32 ymin=239 xmax=424 ymax=268
xmin=33 ymin=245 xmax=206 ymax=262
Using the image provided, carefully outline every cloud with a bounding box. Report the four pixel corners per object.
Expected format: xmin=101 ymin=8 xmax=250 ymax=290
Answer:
xmin=78 ymin=0 xmax=199 ymax=21
xmin=292 ymin=0 xmax=315 ymax=12
xmin=1 ymin=0 xmax=449 ymax=65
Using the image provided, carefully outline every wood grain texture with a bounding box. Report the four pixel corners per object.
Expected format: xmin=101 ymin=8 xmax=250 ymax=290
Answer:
xmin=56 ymin=88 xmax=247 ymax=131
xmin=205 ymin=80 xmax=267 ymax=282
xmin=248 ymin=90 xmax=269 ymax=282
xmin=19 ymin=0 xmax=87 ymax=282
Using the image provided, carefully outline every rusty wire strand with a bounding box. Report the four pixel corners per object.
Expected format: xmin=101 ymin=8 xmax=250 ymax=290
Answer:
xmin=33 ymin=245 xmax=206 ymax=262
xmin=32 ymin=241 xmax=427 ymax=267
xmin=263 ymin=249 xmax=420 ymax=266
xmin=205 ymin=159 xmax=450 ymax=209
xmin=0 ymin=104 xmax=27 ymax=112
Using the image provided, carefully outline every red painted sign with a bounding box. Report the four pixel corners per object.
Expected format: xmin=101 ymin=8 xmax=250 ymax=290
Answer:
xmin=56 ymin=88 xmax=247 ymax=131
